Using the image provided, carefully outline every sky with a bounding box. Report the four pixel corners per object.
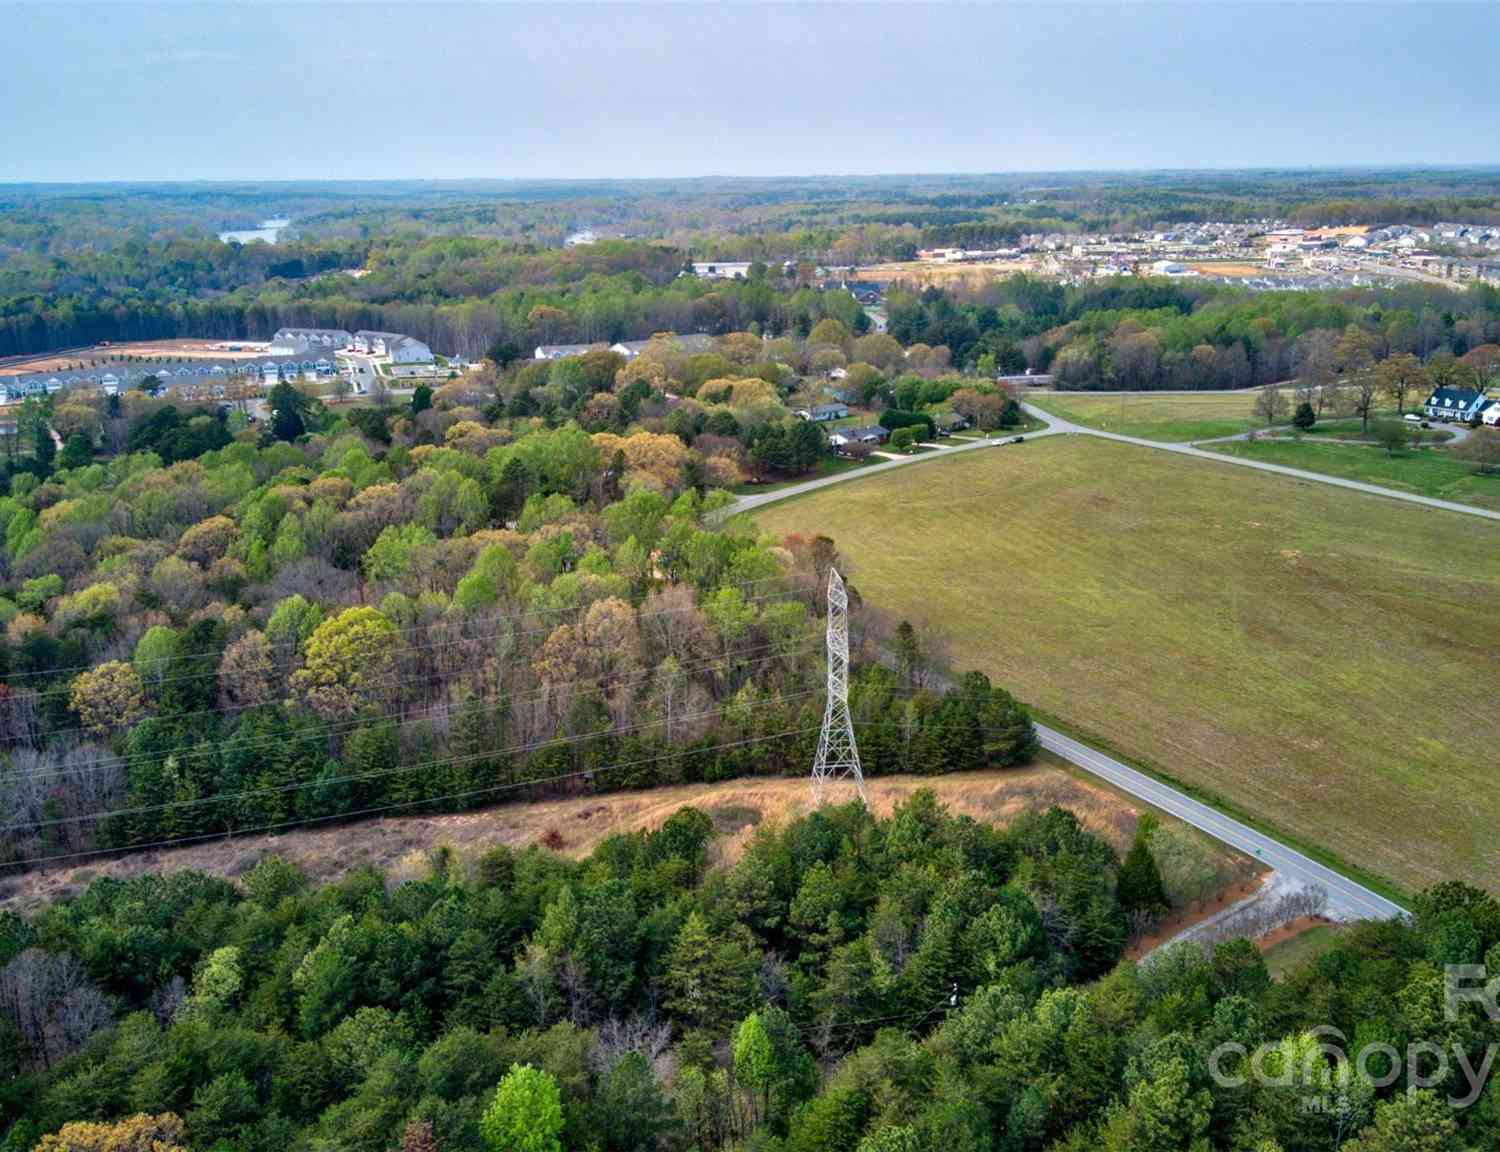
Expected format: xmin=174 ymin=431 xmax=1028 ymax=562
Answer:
xmin=3 ymin=1 xmax=1498 ymax=182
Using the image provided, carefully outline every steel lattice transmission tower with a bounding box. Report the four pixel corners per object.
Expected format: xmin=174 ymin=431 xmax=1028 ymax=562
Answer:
xmin=811 ymin=568 xmax=866 ymax=805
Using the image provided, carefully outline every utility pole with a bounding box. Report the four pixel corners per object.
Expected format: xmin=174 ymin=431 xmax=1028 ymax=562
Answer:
xmin=811 ymin=567 xmax=866 ymax=805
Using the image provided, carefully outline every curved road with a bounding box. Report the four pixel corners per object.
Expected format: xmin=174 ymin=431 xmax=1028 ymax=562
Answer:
xmin=728 ymin=426 xmax=1063 ymax=515
xmin=1024 ymin=402 xmax=1500 ymax=523
xmin=727 ymin=404 xmax=1500 ymax=523
xmin=727 ymin=404 xmax=1474 ymax=920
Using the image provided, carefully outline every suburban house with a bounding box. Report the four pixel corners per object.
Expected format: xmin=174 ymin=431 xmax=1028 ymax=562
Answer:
xmin=353 ymin=331 xmax=433 ymax=362
xmin=935 ymin=413 xmax=971 ymax=435
xmin=270 ymin=327 xmax=352 ymax=354
xmin=690 ymin=261 xmax=752 ymax=280
xmin=1423 ymin=386 xmax=1488 ymax=423
xmin=1482 ymin=399 xmax=1500 ymax=427
xmin=610 ymin=334 xmax=716 ymax=359
xmin=828 ymin=425 xmax=889 ymax=452
xmin=388 ymin=336 xmax=433 ymax=363
xmin=795 ymin=403 xmax=849 ymax=422
xmin=534 ymin=342 xmax=600 ymax=360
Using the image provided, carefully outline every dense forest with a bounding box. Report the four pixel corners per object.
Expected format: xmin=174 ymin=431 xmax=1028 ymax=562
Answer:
xmin=0 ymin=326 xmax=1041 ymax=871
xmin=4 ymin=176 xmax=1500 ymax=1150
xmin=7 ymin=170 xmax=1500 ymax=362
xmin=5 ymin=796 xmax=1500 ymax=1152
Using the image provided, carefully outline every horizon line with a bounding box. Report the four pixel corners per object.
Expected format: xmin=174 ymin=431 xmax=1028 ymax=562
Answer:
xmin=5 ymin=161 xmax=1500 ymax=189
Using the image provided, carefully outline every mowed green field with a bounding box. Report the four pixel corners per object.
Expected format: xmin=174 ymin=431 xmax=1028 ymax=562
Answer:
xmin=1028 ymin=390 xmax=1270 ymax=440
xmin=753 ymin=436 xmax=1500 ymax=894
xmin=1209 ymin=439 xmax=1500 ymax=512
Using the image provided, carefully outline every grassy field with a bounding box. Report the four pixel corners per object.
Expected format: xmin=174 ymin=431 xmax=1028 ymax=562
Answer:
xmin=1264 ymin=923 xmax=1343 ymax=978
xmin=752 ymin=435 xmax=1500 ymax=895
xmin=732 ymin=454 xmax=871 ymax=495
xmin=1028 ymin=390 xmax=1272 ymax=441
xmin=1301 ymin=418 xmax=1454 ymax=444
xmin=1209 ymin=439 xmax=1500 ymax=512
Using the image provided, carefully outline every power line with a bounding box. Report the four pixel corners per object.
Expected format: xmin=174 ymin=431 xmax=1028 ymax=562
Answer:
xmin=0 ymin=725 xmax=823 ymax=869
xmin=2 ymin=694 xmax=1042 ymax=864
xmin=2 ymin=686 xmax=829 ymax=832
xmin=0 ymin=703 xmax=1033 ymax=838
xmin=1 ymin=636 xmax=823 ymax=785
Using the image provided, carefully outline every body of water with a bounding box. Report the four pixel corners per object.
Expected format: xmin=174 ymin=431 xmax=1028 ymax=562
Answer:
xmin=219 ymin=218 xmax=291 ymax=245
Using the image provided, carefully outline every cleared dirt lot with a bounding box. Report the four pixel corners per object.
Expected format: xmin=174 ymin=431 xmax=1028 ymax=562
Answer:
xmin=0 ymin=339 xmax=269 ymax=376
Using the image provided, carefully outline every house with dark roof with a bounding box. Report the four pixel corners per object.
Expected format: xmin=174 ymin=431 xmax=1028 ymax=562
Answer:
xmin=1423 ymin=386 xmax=1487 ymax=423
xmin=828 ymin=425 xmax=889 ymax=452
xmin=934 ymin=413 xmax=971 ymax=435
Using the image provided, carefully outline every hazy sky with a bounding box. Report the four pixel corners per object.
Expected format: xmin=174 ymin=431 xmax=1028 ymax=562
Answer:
xmin=4 ymin=2 xmax=1497 ymax=182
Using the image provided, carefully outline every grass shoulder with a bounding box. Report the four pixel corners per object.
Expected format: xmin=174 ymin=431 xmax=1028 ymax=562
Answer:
xmin=730 ymin=453 xmax=870 ymax=495
xmin=1028 ymin=390 xmax=1266 ymax=442
xmin=1207 ymin=438 xmax=1500 ymax=512
xmin=1026 ymin=705 xmax=1412 ymax=911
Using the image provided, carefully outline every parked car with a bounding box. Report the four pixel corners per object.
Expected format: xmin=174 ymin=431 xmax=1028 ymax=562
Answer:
xmin=1403 ymin=413 xmax=1423 ymax=424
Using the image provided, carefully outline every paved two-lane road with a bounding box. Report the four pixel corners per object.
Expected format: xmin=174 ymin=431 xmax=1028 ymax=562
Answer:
xmin=727 ymin=427 xmax=1063 ymax=515
xmin=1023 ymin=401 xmax=1500 ymax=524
xmin=726 ymin=402 xmax=1500 ymax=525
xmin=1036 ymin=723 xmax=1404 ymax=921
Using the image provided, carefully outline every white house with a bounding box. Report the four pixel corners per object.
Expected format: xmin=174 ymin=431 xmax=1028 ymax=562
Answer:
xmin=534 ymin=342 xmax=598 ymax=361
xmin=349 ymin=330 xmax=432 ymax=363
xmin=270 ymin=327 xmax=352 ymax=354
xmin=690 ymin=261 xmax=752 ymax=280
xmin=796 ymin=403 xmax=849 ymax=423
xmin=1482 ymin=400 xmax=1500 ymax=427
xmin=389 ymin=336 xmax=432 ymax=363
xmin=610 ymin=334 xmax=715 ymax=359
xmin=1423 ymin=386 xmax=1487 ymax=423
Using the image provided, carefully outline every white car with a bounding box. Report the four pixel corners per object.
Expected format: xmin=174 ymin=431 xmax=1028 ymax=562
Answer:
xmin=1403 ymin=413 xmax=1423 ymax=424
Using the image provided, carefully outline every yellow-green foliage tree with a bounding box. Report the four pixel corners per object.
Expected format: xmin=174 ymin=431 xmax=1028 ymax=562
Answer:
xmin=290 ymin=606 xmax=398 ymax=719
xmin=33 ymin=1112 xmax=187 ymax=1152
xmin=68 ymin=660 xmax=146 ymax=735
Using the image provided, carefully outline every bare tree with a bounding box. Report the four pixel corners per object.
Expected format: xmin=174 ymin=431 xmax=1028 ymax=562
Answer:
xmin=1253 ymin=382 xmax=1289 ymax=426
xmin=1350 ymin=369 xmax=1381 ymax=435
xmin=0 ymin=949 xmax=114 ymax=1070
xmin=593 ymin=1015 xmax=674 ymax=1079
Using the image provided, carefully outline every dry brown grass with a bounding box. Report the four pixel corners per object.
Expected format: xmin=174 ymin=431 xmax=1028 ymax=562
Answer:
xmin=857 ymin=261 xmax=1032 ymax=290
xmin=1186 ymin=262 xmax=1267 ymax=278
xmin=0 ymin=756 xmax=1249 ymax=914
